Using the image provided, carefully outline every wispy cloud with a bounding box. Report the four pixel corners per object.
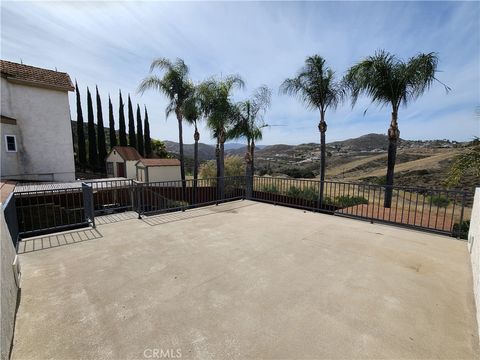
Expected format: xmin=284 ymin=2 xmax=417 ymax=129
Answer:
xmin=1 ymin=1 xmax=478 ymax=144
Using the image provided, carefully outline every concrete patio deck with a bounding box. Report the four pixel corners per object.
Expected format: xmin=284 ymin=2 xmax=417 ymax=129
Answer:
xmin=11 ymin=200 xmax=479 ymax=359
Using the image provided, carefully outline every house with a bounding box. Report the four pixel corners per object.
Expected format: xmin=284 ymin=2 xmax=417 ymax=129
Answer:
xmin=0 ymin=60 xmax=75 ymax=182
xmin=105 ymin=146 xmax=142 ymax=179
xmin=135 ymin=158 xmax=181 ymax=182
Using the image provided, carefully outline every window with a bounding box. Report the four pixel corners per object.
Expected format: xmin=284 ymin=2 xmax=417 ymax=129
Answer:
xmin=5 ymin=135 xmax=16 ymax=152
xmin=106 ymin=162 xmax=114 ymax=175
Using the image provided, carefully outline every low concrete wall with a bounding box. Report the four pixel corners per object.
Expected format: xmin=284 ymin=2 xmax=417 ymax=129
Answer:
xmin=468 ymin=187 xmax=480 ymax=342
xmin=1 ymin=203 xmax=20 ymax=360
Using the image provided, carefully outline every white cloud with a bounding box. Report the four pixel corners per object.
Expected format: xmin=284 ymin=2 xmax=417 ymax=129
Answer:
xmin=1 ymin=1 xmax=478 ymax=145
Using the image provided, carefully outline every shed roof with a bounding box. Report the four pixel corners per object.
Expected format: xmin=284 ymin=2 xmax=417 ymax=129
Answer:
xmin=0 ymin=60 xmax=74 ymax=91
xmin=136 ymin=158 xmax=180 ymax=167
xmin=110 ymin=146 xmax=142 ymax=161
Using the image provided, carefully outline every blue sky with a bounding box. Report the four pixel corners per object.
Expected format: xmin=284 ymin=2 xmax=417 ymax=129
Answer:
xmin=1 ymin=1 xmax=479 ymax=145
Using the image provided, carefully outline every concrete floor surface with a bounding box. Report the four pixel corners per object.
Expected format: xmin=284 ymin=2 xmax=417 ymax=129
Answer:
xmin=12 ymin=201 xmax=479 ymax=359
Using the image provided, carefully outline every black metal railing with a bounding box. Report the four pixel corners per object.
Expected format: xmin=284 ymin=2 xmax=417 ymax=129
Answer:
xmin=137 ymin=176 xmax=246 ymax=215
xmin=251 ymin=176 xmax=471 ymax=237
xmin=8 ymin=176 xmax=472 ymax=241
xmin=14 ymin=187 xmax=89 ymax=238
xmin=86 ymin=178 xmax=136 ymax=215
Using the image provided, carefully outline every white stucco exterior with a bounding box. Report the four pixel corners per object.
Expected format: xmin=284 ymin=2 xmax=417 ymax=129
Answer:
xmin=135 ymin=163 xmax=181 ymax=183
xmin=105 ymin=149 xmax=137 ymax=179
xmin=1 ymin=77 xmax=75 ymax=181
xmin=468 ymin=187 xmax=480 ymax=342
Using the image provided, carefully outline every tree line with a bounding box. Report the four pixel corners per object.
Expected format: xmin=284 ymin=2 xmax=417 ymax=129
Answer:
xmin=137 ymin=50 xmax=448 ymax=208
xmin=74 ymin=83 xmax=153 ymax=172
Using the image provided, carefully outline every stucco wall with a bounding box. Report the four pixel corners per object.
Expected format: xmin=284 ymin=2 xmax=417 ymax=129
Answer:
xmin=0 ymin=201 xmax=20 ymax=360
xmin=468 ymin=187 xmax=480 ymax=342
xmin=125 ymin=161 xmax=137 ymax=179
xmin=105 ymin=151 xmax=136 ymax=179
xmin=138 ymin=166 xmax=181 ymax=182
xmin=1 ymin=78 xmax=75 ymax=182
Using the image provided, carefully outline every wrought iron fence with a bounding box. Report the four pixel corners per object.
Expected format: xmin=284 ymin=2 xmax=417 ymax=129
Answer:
xmin=251 ymin=176 xmax=471 ymax=237
xmin=137 ymin=176 xmax=246 ymax=215
xmin=8 ymin=175 xmax=471 ymax=240
xmin=86 ymin=178 xmax=136 ymax=215
xmin=14 ymin=187 xmax=89 ymax=238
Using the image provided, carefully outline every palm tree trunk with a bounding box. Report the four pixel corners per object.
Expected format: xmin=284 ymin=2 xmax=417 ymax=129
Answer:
xmin=219 ymin=130 xmax=226 ymax=199
xmin=384 ymin=111 xmax=400 ymax=208
xmin=215 ymin=140 xmax=220 ymax=200
xmin=245 ymin=140 xmax=252 ymax=198
xmin=193 ymin=121 xmax=199 ymax=205
xmin=250 ymin=139 xmax=255 ymax=197
xmin=318 ymin=111 xmax=327 ymax=208
xmin=175 ymin=109 xmax=186 ymax=202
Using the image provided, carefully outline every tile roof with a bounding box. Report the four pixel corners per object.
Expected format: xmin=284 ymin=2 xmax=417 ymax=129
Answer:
xmin=0 ymin=60 xmax=74 ymax=91
xmin=137 ymin=158 xmax=181 ymax=167
xmin=111 ymin=146 xmax=142 ymax=161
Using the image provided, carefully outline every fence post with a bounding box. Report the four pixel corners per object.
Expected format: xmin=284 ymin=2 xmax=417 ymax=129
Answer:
xmin=132 ymin=181 xmax=142 ymax=219
xmin=81 ymin=183 xmax=95 ymax=228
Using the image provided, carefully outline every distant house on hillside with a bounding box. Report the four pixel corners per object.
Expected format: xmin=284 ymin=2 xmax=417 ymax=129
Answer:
xmin=135 ymin=158 xmax=181 ymax=182
xmin=105 ymin=146 xmax=141 ymax=179
xmin=0 ymin=60 xmax=75 ymax=181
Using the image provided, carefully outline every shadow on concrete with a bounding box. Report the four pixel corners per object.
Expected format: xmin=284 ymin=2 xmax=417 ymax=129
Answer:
xmin=17 ymin=228 xmax=103 ymax=254
xmin=95 ymin=211 xmax=139 ymax=225
xmin=142 ymin=201 xmax=259 ymax=226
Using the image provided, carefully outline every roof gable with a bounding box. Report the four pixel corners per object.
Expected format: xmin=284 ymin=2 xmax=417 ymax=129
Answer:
xmin=0 ymin=60 xmax=74 ymax=91
xmin=110 ymin=146 xmax=142 ymax=161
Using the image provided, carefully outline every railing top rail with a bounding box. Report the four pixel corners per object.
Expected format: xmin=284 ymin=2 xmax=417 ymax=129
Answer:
xmin=13 ymin=187 xmax=83 ymax=196
xmin=253 ymin=175 xmax=472 ymax=196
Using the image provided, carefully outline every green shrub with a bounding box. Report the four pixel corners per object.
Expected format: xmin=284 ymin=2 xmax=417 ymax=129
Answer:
xmin=261 ymin=184 xmax=279 ymax=193
xmin=286 ymin=186 xmax=318 ymax=201
xmin=429 ymin=195 xmax=450 ymax=208
xmin=452 ymin=220 xmax=470 ymax=240
xmin=287 ymin=186 xmax=302 ymax=197
xmin=334 ymin=195 xmax=369 ymax=208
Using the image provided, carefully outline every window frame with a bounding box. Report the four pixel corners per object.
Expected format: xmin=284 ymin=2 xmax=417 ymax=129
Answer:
xmin=5 ymin=135 xmax=17 ymax=152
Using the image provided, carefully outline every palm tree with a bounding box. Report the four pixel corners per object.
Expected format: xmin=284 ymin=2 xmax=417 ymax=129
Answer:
xmin=228 ymin=86 xmax=272 ymax=197
xmin=344 ymin=50 xmax=449 ymax=207
xmin=280 ymin=55 xmax=344 ymax=205
xmin=198 ymin=75 xmax=244 ymax=198
xmin=182 ymin=86 xmax=202 ymax=181
xmin=138 ymin=58 xmax=193 ymax=191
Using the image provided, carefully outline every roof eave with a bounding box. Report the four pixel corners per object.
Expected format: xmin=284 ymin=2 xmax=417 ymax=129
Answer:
xmin=5 ymin=77 xmax=75 ymax=92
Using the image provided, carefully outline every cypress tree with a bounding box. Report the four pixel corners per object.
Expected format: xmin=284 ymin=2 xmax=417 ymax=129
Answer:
xmin=144 ymin=106 xmax=152 ymax=158
xmin=87 ymin=87 xmax=97 ymax=170
xmin=128 ymin=95 xmax=136 ymax=148
xmin=75 ymin=81 xmax=87 ymax=168
xmin=96 ymin=86 xmax=107 ymax=171
xmin=108 ymin=95 xmax=117 ymax=150
xmin=118 ymin=90 xmax=127 ymax=146
xmin=136 ymin=104 xmax=144 ymax=156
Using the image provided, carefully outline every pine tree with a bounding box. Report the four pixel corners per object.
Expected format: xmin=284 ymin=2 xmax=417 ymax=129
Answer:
xmin=118 ymin=90 xmax=127 ymax=146
xmin=108 ymin=95 xmax=117 ymax=150
xmin=136 ymin=104 xmax=144 ymax=156
xmin=128 ymin=95 xmax=136 ymax=148
xmin=87 ymin=87 xmax=97 ymax=170
xmin=144 ymin=106 xmax=152 ymax=158
xmin=96 ymin=86 xmax=107 ymax=171
xmin=75 ymin=81 xmax=87 ymax=168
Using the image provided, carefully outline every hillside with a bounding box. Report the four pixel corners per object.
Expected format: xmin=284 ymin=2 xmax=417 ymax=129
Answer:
xmin=163 ymin=140 xmax=216 ymax=161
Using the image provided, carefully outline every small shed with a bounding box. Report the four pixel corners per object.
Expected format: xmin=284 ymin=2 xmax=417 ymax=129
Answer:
xmin=105 ymin=146 xmax=142 ymax=179
xmin=135 ymin=158 xmax=181 ymax=183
